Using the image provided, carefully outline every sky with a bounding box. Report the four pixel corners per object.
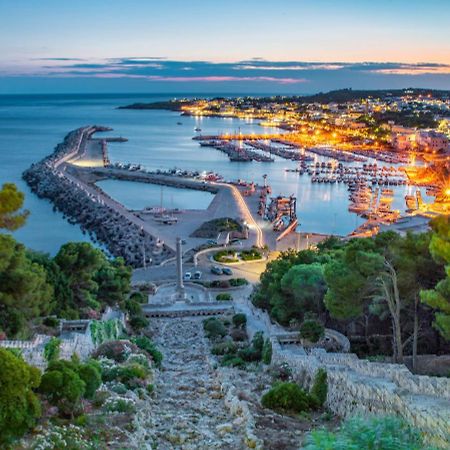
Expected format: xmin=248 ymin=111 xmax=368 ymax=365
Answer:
xmin=1 ymin=0 xmax=449 ymax=94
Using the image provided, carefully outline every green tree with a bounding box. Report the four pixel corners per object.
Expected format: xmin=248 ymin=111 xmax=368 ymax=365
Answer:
xmin=96 ymin=257 xmax=131 ymax=306
xmin=27 ymin=250 xmax=75 ymax=318
xmin=0 ymin=235 xmax=53 ymax=337
xmin=78 ymin=362 xmax=102 ymax=399
xmin=55 ymin=242 xmax=105 ymax=311
xmin=39 ymin=360 xmax=86 ymax=417
xmin=0 ymin=183 xmax=29 ymax=230
xmin=323 ymin=238 xmax=383 ymax=320
xmin=279 ymin=263 xmax=327 ymax=324
xmin=421 ymin=216 xmax=450 ymax=340
xmin=0 ymin=348 xmax=41 ymax=444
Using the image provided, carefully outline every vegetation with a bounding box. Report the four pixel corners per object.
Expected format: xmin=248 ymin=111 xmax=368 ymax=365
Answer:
xmin=421 ymin=216 xmax=450 ymax=340
xmin=232 ymin=313 xmax=247 ymax=328
xmin=0 ymin=182 xmax=29 ymax=230
xmin=213 ymin=249 xmax=238 ymax=263
xmin=44 ymin=337 xmax=62 ymax=362
xmin=303 ymin=415 xmax=435 ymax=450
xmin=261 ymin=382 xmax=314 ymax=413
xmin=262 ymin=338 xmax=273 ymax=364
xmin=0 ymin=349 xmax=41 ymax=444
xmin=240 ymin=248 xmax=262 ymax=261
xmin=203 ymin=317 xmax=227 ymax=339
xmin=253 ymin=231 xmax=447 ymax=361
xmin=300 ymin=319 xmax=325 ymax=343
xmin=262 ymin=368 xmax=328 ymax=414
xmin=191 ymin=217 xmax=242 ymax=238
xmin=131 ymin=336 xmax=163 ymax=368
xmin=216 ymin=293 xmax=232 ymax=301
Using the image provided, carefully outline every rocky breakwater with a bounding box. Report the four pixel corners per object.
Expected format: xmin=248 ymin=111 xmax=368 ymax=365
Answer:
xmin=22 ymin=126 xmax=175 ymax=267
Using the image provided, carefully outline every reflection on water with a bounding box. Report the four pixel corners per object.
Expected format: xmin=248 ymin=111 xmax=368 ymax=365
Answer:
xmin=0 ymin=94 xmax=432 ymax=253
xmin=96 ymin=179 xmax=213 ymax=211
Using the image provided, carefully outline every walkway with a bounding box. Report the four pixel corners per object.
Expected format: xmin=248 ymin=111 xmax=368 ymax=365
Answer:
xmin=127 ymin=318 xmax=246 ymax=449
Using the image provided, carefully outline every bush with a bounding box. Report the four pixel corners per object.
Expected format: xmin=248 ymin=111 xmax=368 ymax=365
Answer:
xmin=78 ymin=362 xmax=102 ymax=399
xmin=221 ymin=355 xmax=246 ymax=368
xmin=270 ymin=363 xmax=293 ymax=382
xmin=129 ymin=291 xmax=146 ymax=303
xmin=102 ymin=362 xmax=148 ymax=389
xmin=310 ymin=369 xmax=327 ymax=408
xmin=129 ymin=315 xmax=149 ymax=332
xmin=124 ymin=299 xmax=142 ymax=316
xmin=146 ymin=384 xmax=155 ymax=395
xmin=43 ymin=316 xmax=60 ymax=327
xmin=252 ymin=331 xmax=264 ymax=354
xmin=232 ymin=313 xmax=247 ymax=328
xmin=103 ymin=397 xmax=136 ymax=414
xmin=44 ymin=337 xmax=61 ymax=362
xmin=203 ymin=318 xmax=227 ymax=339
xmin=213 ymin=250 xmax=238 ymax=263
xmin=303 ymin=415 xmax=433 ymax=450
xmin=0 ymin=349 xmax=41 ymax=444
xmin=262 ymin=338 xmax=273 ymax=364
xmin=240 ymin=249 xmax=262 ymax=261
xmin=261 ymin=382 xmax=312 ymax=413
xmin=229 ymin=278 xmax=248 ymax=287
xmin=211 ymin=341 xmax=238 ymax=356
xmin=230 ymin=328 xmax=247 ymax=342
xmin=131 ymin=336 xmax=163 ymax=368
xmin=299 ymin=319 xmax=325 ymax=343
xmin=92 ymin=390 xmax=111 ymax=408
xmin=238 ymin=346 xmax=261 ymax=362
xmin=93 ymin=340 xmax=142 ymax=362
xmin=216 ymin=293 xmax=232 ymax=301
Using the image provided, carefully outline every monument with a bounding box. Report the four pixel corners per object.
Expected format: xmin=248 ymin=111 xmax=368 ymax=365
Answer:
xmin=175 ymin=236 xmax=186 ymax=300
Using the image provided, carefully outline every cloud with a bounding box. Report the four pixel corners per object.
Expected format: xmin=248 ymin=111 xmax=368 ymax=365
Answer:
xmin=2 ymin=57 xmax=450 ymax=86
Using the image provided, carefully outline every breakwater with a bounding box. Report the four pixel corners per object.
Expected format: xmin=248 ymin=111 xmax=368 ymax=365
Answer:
xmin=22 ymin=126 xmax=175 ymax=266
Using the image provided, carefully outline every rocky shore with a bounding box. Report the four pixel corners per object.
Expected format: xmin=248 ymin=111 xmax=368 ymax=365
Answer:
xmin=22 ymin=126 xmax=175 ymax=266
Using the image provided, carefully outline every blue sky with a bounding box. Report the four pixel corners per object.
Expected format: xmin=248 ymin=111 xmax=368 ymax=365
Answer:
xmin=1 ymin=0 xmax=449 ymax=94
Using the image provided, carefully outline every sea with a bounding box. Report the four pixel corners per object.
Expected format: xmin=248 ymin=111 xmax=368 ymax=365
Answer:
xmin=0 ymin=94 xmax=426 ymax=255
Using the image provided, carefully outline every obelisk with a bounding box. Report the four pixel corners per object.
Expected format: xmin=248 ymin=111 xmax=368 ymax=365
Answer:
xmin=175 ymin=237 xmax=185 ymax=300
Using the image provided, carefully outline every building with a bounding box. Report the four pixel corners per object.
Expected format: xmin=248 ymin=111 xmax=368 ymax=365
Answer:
xmin=416 ymin=131 xmax=449 ymax=153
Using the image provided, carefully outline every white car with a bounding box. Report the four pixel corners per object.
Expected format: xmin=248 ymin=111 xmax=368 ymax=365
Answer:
xmin=183 ymin=272 xmax=192 ymax=281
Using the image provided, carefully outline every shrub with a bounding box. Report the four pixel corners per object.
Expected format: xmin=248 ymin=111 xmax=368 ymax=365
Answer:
xmin=270 ymin=363 xmax=293 ymax=382
xmin=221 ymin=355 xmax=246 ymax=368
xmin=92 ymin=390 xmax=111 ymax=408
xmin=43 ymin=316 xmax=60 ymax=327
xmin=229 ymin=278 xmax=248 ymax=287
xmin=299 ymin=319 xmax=325 ymax=343
xmin=146 ymin=384 xmax=155 ymax=395
xmin=44 ymin=337 xmax=61 ymax=362
xmin=39 ymin=361 xmax=86 ymax=416
xmin=129 ymin=315 xmax=149 ymax=332
xmin=78 ymin=363 xmax=102 ymax=399
xmin=103 ymin=397 xmax=136 ymax=414
xmin=131 ymin=336 xmax=163 ymax=368
xmin=261 ymin=382 xmax=312 ymax=413
xmin=251 ymin=331 xmax=264 ymax=354
xmin=232 ymin=313 xmax=247 ymax=328
xmin=129 ymin=291 xmax=146 ymax=303
xmin=124 ymin=299 xmax=142 ymax=316
xmin=102 ymin=362 xmax=148 ymax=389
xmin=93 ymin=340 xmax=142 ymax=362
xmin=310 ymin=369 xmax=327 ymax=408
xmin=0 ymin=349 xmax=41 ymax=444
xmin=303 ymin=415 xmax=433 ymax=450
xmin=211 ymin=341 xmax=238 ymax=356
xmin=238 ymin=346 xmax=261 ymax=362
xmin=213 ymin=250 xmax=238 ymax=263
xmin=240 ymin=249 xmax=262 ymax=261
xmin=230 ymin=328 xmax=247 ymax=342
xmin=216 ymin=293 xmax=232 ymax=301
xmin=262 ymin=338 xmax=273 ymax=364
xmin=203 ymin=318 xmax=227 ymax=339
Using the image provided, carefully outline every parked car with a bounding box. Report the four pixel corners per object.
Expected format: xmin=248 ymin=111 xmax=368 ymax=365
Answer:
xmin=193 ymin=271 xmax=202 ymax=280
xmin=222 ymin=267 xmax=233 ymax=276
xmin=183 ymin=272 xmax=192 ymax=281
xmin=211 ymin=266 xmax=223 ymax=275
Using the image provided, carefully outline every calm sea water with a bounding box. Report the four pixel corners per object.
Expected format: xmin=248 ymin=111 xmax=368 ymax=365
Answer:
xmin=0 ymin=94 xmax=424 ymax=254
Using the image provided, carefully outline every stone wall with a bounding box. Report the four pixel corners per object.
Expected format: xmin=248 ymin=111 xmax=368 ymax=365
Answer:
xmin=270 ymin=339 xmax=450 ymax=448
